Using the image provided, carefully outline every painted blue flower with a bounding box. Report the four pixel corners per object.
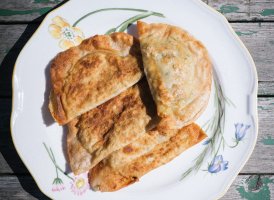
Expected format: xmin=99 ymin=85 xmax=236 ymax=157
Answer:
xmin=235 ymin=123 xmax=251 ymax=141
xmin=202 ymin=138 xmax=211 ymax=145
xmin=208 ymin=155 xmax=228 ymax=173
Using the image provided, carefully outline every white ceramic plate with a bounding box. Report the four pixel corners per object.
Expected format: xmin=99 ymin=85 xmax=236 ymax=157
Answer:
xmin=11 ymin=0 xmax=258 ymax=199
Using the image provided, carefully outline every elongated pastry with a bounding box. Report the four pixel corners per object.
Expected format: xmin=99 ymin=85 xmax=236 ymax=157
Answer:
xmin=89 ymin=123 xmax=206 ymax=192
xmin=137 ymin=21 xmax=212 ymax=129
xmin=49 ymin=32 xmax=143 ymax=125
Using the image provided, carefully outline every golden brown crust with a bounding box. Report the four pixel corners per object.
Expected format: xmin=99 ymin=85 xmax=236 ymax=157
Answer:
xmin=67 ymin=79 xmax=157 ymax=175
xmin=67 ymin=118 xmax=93 ymax=175
xmin=89 ymin=123 xmax=206 ymax=192
xmin=49 ymin=32 xmax=143 ymax=125
xmin=74 ymin=79 xmax=157 ymax=168
xmin=137 ymin=21 xmax=212 ymax=129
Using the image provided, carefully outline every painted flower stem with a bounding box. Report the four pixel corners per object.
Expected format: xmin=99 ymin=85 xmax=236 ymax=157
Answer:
xmin=181 ymin=69 xmax=231 ymax=180
xmin=119 ymin=12 xmax=153 ymax=31
xmin=106 ymin=11 xmax=163 ymax=34
xmin=229 ymin=141 xmax=239 ymax=148
xmin=43 ymin=143 xmax=73 ymax=181
xmin=181 ymin=66 xmax=252 ymax=178
xmin=50 ymin=148 xmax=60 ymax=179
xmin=72 ymin=8 xmax=165 ymax=27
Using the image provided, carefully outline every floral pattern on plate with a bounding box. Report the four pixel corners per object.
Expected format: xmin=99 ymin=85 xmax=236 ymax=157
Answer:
xmin=48 ymin=8 xmax=164 ymax=49
xmin=43 ymin=143 xmax=89 ymax=196
xmin=208 ymin=155 xmax=229 ymax=174
xmin=48 ymin=16 xmax=84 ymax=49
xmin=181 ymin=71 xmax=251 ymax=179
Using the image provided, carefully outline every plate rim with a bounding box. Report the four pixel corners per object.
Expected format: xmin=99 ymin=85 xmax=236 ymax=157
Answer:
xmin=10 ymin=0 xmax=259 ymax=199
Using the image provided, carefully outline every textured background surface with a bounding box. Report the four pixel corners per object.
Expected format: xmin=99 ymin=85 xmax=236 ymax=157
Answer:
xmin=0 ymin=0 xmax=273 ymax=199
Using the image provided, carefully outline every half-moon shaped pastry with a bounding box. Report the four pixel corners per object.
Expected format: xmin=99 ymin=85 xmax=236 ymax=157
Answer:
xmin=89 ymin=123 xmax=206 ymax=192
xmin=137 ymin=21 xmax=212 ymax=129
xmin=49 ymin=32 xmax=143 ymax=125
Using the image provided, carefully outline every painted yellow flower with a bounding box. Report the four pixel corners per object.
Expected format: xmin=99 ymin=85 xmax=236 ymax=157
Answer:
xmin=48 ymin=16 xmax=84 ymax=50
xmin=70 ymin=173 xmax=89 ymax=196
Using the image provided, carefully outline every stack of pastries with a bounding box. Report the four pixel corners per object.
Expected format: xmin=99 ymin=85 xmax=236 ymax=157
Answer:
xmin=49 ymin=21 xmax=212 ymax=192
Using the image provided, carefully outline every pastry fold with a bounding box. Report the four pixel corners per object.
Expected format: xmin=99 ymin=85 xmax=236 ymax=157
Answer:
xmin=49 ymin=32 xmax=143 ymax=125
xmin=89 ymin=123 xmax=206 ymax=192
xmin=137 ymin=21 xmax=212 ymax=129
xmin=67 ymin=79 xmax=157 ymax=174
